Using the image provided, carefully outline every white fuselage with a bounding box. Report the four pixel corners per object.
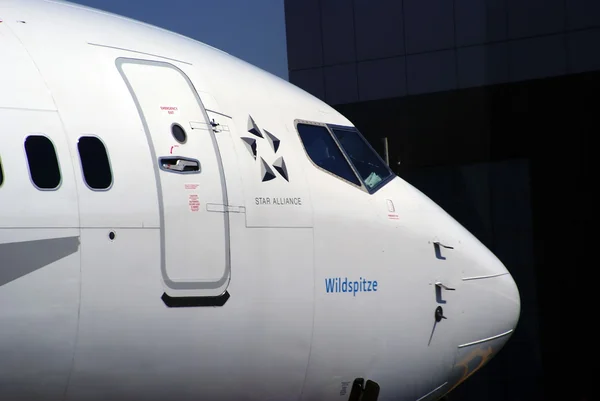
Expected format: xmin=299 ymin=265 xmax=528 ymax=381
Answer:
xmin=0 ymin=1 xmax=521 ymax=401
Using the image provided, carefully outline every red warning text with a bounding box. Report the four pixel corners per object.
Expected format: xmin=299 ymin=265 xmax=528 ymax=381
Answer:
xmin=189 ymin=194 xmax=200 ymax=212
xmin=160 ymin=106 xmax=178 ymax=115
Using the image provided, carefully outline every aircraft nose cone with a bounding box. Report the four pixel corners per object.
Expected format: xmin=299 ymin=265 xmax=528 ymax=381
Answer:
xmin=495 ymin=271 xmax=521 ymax=330
xmin=447 ymin=254 xmax=521 ymax=392
xmin=455 ymin=251 xmax=521 ymax=361
xmin=462 ymin=272 xmax=520 ymax=344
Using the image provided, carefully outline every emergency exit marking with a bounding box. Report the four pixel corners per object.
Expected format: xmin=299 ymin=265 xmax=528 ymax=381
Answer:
xmin=185 ymin=183 xmax=200 ymax=212
xmin=160 ymin=106 xmax=178 ymax=115
xmin=189 ymin=194 xmax=200 ymax=212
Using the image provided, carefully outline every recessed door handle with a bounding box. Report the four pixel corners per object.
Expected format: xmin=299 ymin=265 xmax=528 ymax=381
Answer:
xmin=159 ymin=156 xmax=201 ymax=173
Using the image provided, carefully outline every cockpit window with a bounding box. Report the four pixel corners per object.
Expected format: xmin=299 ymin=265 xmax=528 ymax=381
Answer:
xmin=296 ymin=123 xmax=361 ymax=186
xmin=330 ymin=127 xmax=393 ymax=191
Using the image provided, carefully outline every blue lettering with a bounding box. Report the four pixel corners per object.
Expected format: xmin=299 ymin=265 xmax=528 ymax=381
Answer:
xmin=325 ymin=278 xmax=335 ymax=293
xmin=323 ymin=276 xmax=379 ymax=295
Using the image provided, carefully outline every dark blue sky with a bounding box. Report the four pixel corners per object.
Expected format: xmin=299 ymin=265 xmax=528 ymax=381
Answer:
xmin=71 ymin=0 xmax=289 ymax=80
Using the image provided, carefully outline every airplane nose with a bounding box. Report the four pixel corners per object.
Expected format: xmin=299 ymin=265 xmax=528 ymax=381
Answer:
xmin=459 ymin=271 xmax=520 ymax=346
xmin=449 ymin=246 xmax=521 ymax=387
xmin=446 ymin=249 xmax=521 ymax=392
xmin=399 ymin=181 xmax=521 ymax=391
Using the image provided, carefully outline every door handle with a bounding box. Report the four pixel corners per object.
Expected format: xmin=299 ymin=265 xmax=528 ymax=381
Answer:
xmin=433 ymin=241 xmax=453 ymax=260
xmin=159 ymin=156 xmax=201 ymax=173
xmin=435 ymin=281 xmax=456 ymax=291
xmin=434 ymin=241 xmax=454 ymax=249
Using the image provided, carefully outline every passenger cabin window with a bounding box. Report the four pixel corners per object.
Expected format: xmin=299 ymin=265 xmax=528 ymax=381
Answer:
xmin=77 ymin=136 xmax=113 ymax=190
xmin=0 ymin=156 xmax=3 ymax=187
xmin=331 ymin=127 xmax=393 ymax=191
xmin=296 ymin=123 xmax=361 ymax=186
xmin=25 ymin=135 xmax=61 ymax=190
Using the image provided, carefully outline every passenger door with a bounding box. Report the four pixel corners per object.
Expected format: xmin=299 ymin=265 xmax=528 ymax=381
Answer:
xmin=117 ymin=58 xmax=230 ymax=298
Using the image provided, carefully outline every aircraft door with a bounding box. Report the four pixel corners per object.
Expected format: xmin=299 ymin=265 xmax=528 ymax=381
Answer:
xmin=117 ymin=58 xmax=230 ymax=298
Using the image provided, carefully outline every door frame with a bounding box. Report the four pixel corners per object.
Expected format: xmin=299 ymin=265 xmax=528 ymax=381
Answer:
xmin=115 ymin=57 xmax=231 ymax=297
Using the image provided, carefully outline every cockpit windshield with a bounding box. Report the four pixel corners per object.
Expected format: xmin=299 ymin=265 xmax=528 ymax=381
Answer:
xmin=330 ymin=127 xmax=393 ymax=191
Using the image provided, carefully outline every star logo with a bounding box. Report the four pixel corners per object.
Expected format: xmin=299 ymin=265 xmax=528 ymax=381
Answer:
xmin=240 ymin=115 xmax=289 ymax=182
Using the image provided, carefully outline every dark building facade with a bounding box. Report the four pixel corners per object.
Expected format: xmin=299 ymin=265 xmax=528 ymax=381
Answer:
xmin=284 ymin=1 xmax=597 ymax=400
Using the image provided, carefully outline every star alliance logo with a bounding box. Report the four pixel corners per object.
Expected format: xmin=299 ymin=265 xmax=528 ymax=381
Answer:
xmin=240 ymin=115 xmax=289 ymax=182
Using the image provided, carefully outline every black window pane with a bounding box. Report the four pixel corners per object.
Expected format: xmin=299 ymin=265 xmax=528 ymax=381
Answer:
xmin=331 ymin=128 xmax=392 ymax=191
xmin=0 ymin=157 xmax=3 ymax=187
xmin=25 ymin=135 xmax=61 ymax=190
xmin=78 ymin=136 xmax=112 ymax=190
xmin=171 ymin=124 xmax=187 ymax=144
xmin=296 ymin=123 xmax=361 ymax=186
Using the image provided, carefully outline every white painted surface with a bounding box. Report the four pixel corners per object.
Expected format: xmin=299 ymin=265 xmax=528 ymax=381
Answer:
xmin=0 ymin=1 xmax=521 ymax=400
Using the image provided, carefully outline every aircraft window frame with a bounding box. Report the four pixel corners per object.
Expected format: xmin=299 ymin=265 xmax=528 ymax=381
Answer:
xmin=24 ymin=134 xmax=62 ymax=191
xmin=0 ymin=155 xmax=4 ymax=188
xmin=294 ymin=120 xmax=365 ymax=190
xmin=77 ymin=135 xmax=114 ymax=191
xmin=326 ymin=124 xmax=395 ymax=194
